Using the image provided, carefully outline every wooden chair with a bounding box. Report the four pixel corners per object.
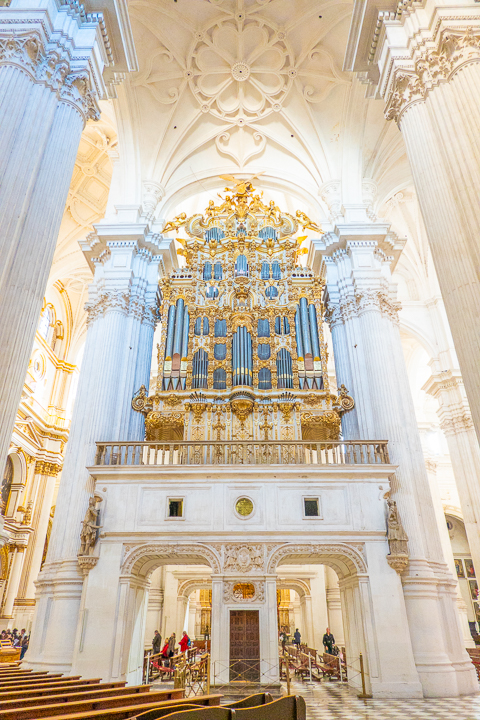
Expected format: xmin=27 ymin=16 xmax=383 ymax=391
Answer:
xmin=318 ymin=652 xmax=341 ymax=681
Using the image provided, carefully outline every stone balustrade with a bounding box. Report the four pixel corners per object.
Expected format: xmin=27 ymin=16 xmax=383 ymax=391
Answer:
xmin=94 ymin=440 xmax=390 ymax=467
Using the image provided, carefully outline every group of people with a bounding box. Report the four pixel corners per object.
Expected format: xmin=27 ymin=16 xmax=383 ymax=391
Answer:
xmin=1 ymin=628 xmax=29 ymax=659
xmin=279 ymin=626 xmax=338 ymax=656
xmin=152 ymin=630 xmax=192 ymax=667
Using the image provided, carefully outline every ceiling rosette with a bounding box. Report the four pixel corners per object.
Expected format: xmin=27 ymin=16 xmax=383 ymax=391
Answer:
xmin=188 ymin=18 xmax=294 ymax=122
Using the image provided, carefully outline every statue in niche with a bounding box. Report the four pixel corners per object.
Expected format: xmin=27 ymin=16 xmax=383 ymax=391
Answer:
xmin=79 ymin=496 xmax=100 ymax=556
xmin=386 ymin=499 xmax=409 ymax=556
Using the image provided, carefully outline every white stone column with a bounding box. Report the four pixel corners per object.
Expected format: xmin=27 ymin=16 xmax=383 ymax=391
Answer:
xmin=361 ymin=8 xmax=480 ymax=445
xmin=24 ymin=462 xmax=58 ymax=601
xmin=323 ymin=234 xmax=477 ymax=696
xmin=3 ymin=544 xmax=27 ymax=618
xmin=25 ymin=223 xmax=171 ymax=673
xmin=423 ymin=457 xmax=474 ymax=649
xmin=0 ymin=4 xmax=107 ymax=483
xmin=423 ymin=369 xmax=480 ymax=588
xmin=325 ymin=566 xmax=345 ymax=647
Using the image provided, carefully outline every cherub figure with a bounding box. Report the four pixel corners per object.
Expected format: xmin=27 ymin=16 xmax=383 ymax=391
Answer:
xmin=162 ymin=213 xmax=187 ymax=234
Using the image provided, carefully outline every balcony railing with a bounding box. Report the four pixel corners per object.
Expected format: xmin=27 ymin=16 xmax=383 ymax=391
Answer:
xmin=94 ymin=441 xmax=390 ymax=467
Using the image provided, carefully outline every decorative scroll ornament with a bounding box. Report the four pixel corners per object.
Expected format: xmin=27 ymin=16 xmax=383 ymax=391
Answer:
xmin=385 ymin=27 xmax=480 ymax=123
xmin=337 ymin=385 xmax=355 ymax=412
xmin=132 ymin=385 xmax=149 ymax=413
xmin=386 ymin=498 xmax=409 ymax=574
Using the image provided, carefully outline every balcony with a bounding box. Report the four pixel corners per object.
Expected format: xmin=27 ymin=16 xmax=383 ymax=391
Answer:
xmin=94 ymin=440 xmax=390 ymax=467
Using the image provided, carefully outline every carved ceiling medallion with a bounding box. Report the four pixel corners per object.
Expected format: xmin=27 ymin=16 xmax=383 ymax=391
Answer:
xmin=188 ymin=19 xmax=293 ymax=122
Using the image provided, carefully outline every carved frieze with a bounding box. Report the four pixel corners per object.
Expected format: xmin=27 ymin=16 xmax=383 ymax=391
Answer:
xmin=223 ymin=544 xmax=264 ymax=574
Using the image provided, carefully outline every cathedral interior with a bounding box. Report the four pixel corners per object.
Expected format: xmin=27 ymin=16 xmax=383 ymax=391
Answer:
xmin=2 ymin=0 xmax=480 ymax=717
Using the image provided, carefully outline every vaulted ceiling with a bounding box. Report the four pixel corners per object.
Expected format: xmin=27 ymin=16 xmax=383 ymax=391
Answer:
xmin=112 ymin=0 xmax=410 ymax=220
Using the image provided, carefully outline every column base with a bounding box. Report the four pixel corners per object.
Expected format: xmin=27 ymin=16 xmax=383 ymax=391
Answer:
xmin=23 ymin=558 xmax=84 ymax=673
xmin=370 ymin=681 xmax=423 ymax=699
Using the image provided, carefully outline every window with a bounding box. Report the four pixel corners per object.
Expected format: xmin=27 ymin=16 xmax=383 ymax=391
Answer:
xmin=38 ymin=306 xmax=52 ymax=340
xmin=168 ymin=499 xmax=184 ymax=518
xmin=304 ymin=498 xmax=320 ymax=517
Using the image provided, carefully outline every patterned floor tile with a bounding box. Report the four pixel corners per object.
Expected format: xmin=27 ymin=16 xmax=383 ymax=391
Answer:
xmin=289 ymin=680 xmax=480 ymax=720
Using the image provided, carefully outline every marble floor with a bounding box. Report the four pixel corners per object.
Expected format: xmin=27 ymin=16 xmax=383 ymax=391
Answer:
xmin=290 ymin=680 xmax=480 ymax=719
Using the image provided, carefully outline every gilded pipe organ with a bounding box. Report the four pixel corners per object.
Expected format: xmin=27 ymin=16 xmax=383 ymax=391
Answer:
xmin=132 ymin=180 xmax=354 ymax=442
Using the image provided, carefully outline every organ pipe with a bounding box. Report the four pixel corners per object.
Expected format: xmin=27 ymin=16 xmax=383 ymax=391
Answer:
xmin=308 ymin=304 xmax=321 ymax=360
xmin=165 ymin=305 xmax=176 ymax=359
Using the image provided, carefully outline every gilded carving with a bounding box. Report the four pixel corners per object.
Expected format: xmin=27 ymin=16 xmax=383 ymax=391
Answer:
xmin=223 ymin=580 xmax=265 ymax=603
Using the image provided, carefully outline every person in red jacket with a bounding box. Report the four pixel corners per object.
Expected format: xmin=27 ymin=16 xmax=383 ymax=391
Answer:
xmin=179 ymin=630 xmax=190 ymax=653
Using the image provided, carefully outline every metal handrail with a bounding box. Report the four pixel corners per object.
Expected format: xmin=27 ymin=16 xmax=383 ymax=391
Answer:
xmin=94 ymin=440 xmax=390 ymax=467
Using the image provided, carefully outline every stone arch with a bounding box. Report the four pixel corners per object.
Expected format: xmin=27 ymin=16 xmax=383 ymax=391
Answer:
xmin=177 ymin=578 xmax=212 ymax=600
xmin=267 ymin=542 xmax=367 ymax=578
xmin=276 ymin=578 xmax=311 ymax=599
xmin=121 ymin=542 xmax=221 ymax=580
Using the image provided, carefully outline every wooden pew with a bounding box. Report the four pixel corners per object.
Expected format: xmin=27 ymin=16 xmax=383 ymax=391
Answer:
xmin=0 ymin=676 xmax=89 ymax=691
xmin=227 ymin=694 xmax=274 ymax=709
xmin=33 ymin=694 xmax=223 ymax=720
xmin=0 ymin=684 xmax=150 ymax=711
xmin=0 ymin=674 xmax=74 ymax=685
xmin=0 ymin=688 xmax=187 ymax=720
xmin=0 ymin=682 xmax=126 ymax=702
xmin=141 ymin=696 xmax=307 ymax=720
xmin=318 ymin=652 xmax=341 ymax=681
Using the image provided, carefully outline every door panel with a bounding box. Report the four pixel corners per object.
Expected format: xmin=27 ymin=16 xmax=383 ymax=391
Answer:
xmin=229 ymin=610 xmax=260 ymax=681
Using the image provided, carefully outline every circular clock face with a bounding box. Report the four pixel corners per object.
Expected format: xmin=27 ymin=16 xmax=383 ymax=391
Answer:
xmin=235 ymin=497 xmax=254 ymax=517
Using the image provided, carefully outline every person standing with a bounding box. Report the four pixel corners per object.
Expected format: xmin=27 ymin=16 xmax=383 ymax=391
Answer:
xmin=179 ymin=631 xmax=190 ymax=653
xmin=168 ymin=632 xmax=176 ymax=666
xmin=280 ymin=629 xmax=287 ymax=654
xmin=293 ymin=628 xmax=301 ymax=650
xmin=323 ymin=628 xmax=335 ymax=654
xmin=152 ymin=630 xmax=162 ymax=655
xmin=20 ymin=635 xmax=29 ymax=660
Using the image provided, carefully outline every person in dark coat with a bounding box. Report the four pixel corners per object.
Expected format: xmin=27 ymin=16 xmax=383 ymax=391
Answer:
xmin=323 ymin=628 xmax=335 ymax=654
xmin=152 ymin=630 xmax=162 ymax=655
xmin=293 ymin=628 xmax=301 ymax=649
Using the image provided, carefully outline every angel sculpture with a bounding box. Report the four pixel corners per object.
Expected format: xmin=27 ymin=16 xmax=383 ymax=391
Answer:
xmin=296 ymin=210 xmax=324 ymax=235
xmin=219 ymin=173 xmax=265 ymax=197
xmin=162 ymin=212 xmax=187 ymax=234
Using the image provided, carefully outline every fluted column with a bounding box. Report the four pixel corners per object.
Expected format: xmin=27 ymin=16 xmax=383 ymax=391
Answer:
xmin=324 ymin=237 xmax=477 ymax=696
xmin=3 ymin=544 xmax=27 ymax=618
xmin=325 ymin=566 xmax=345 ymax=647
xmin=24 ymin=462 xmax=60 ymax=600
xmin=25 ymin=224 xmax=167 ymax=673
xmin=371 ymin=11 xmax=480 ymax=445
xmin=0 ymin=4 xmax=106 ymax=492
xmin=423 ymin=370 xmax=480 ymax=593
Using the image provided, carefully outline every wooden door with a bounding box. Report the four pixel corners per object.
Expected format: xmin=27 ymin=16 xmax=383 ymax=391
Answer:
xmin=229 ymin=610 xmax=260 ymax=681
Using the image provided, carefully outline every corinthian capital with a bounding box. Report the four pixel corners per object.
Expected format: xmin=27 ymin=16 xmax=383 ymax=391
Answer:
xmin=0 ymin=32 xmax=44 ymax=76
xmin=385 ymin=27 xmax=480 ymax=123
xmin=85 ymin=291 xmax=130 ymax=326
xmin=60 ymin=70 xmax=101 ymax=123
